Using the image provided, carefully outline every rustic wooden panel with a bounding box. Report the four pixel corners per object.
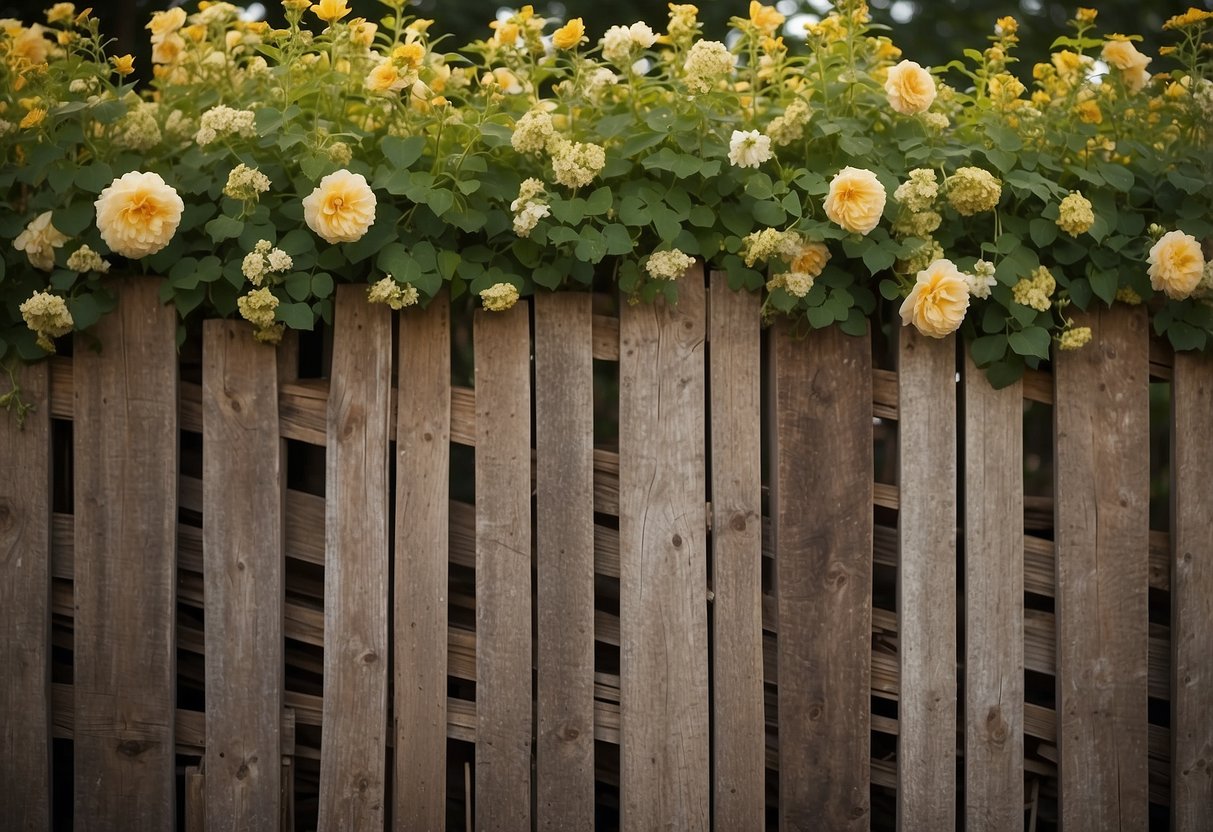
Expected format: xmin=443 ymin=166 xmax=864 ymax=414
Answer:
xmin=318 ymin=285 xmax=392 ymax=830
xmin=1054 ymin=304 xmax=1149 ymax=831
xmin=0 ymin=361 xmax=51 ymax=831
xmin=186 ymin=767 xmax=205 ymax=832
xmin=771 ymin=320 xmax=872 ymax=830
xmin=73 ymin=277 xmax=178 ymax=829
xmin=534 ymin=292 xmax=595 ymax=832
xmin=896 ymin=326 xmax=956 ymax=829
xmin=709 ymin=274 xmax=765 ymax=831
xmin=619 ymin=270 xmax=709 ymax=831
xmin=473 ymin=301 xmax=533 ymax=832
xmin=202 ymin=320 xmax=283 ymax=830
xmin=963 ymin=353 xmax=1024 ymax=830
xmin=394 ymin=294 xmax=452 ymax=832
xmin=1171 ymin=349 xmax=1213 ymax=830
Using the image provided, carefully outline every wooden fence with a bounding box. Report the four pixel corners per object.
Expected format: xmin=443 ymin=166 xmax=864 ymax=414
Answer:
xmin=0 ymin=270 xmax=1210 ymax=830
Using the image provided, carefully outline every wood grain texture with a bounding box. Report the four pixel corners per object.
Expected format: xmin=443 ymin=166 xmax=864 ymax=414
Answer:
xmin=771 ymin=320 xmax=872 ymax=831
xmin=394 ymin=294 xmax=451 ymax=832
xmin=709 ymin=274 xmax=765 ymax=832
xmin=963 ymin=353 xmax=1024 ymax=831
xmin=1054 ymin=304 xmax=1149 ymax=832
xmin=318 ymin=285 xmax=392 ymax=830
xmin=186 ymin=767 xmax=205 ymax=832
xmin=73 ymin=277 xmax=178 ymax=831
xmin=896 ymin=326 xmax=956 ymax=830
xmin=534 ymin=292 xmax=595 ymax=832
xmin=619 ymin=270 xmax=709 ymax=832
xmin=473 ymin=301 xmax=533 ymax=832
xmin=202 ymin=321 xmax=284 ymax=831
xmin=1172 ymin=349 xmax=1213 ymax=830
xmin=0 ymin=361 xmax=51 ymax=831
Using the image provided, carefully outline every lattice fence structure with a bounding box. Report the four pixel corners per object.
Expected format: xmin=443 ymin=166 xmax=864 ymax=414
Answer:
xmin=0 ymin=271 xmax=1210 ymax=830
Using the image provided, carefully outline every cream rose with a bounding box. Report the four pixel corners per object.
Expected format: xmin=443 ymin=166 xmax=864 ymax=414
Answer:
xmin=1148 ymin=230 xmax=1205 ymax=300
xmin=14 ymin=211 xmax=69 ymax=271
xmin=885 ymin=60 xmax=937 ymax=115
xmin=94 ymin=171 xmax=184 ymax=259
xmin=1102 ymin=39 xmax=1151 ymax=93
xmin=899 ymin=258 xmax=970 ymax=338
xmin=302 ymin=170 xmax=377 ymax=244
xmin=824 ymin=167 xmax=887 ymax=235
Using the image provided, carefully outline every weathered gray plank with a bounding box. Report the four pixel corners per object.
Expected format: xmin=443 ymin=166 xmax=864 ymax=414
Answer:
xmin=771 ymin=319 xmax=872 ymax=831
xmin=535 ymin=292 xmax=595 ymax=832
xmin=1172 ymin=352 xmax=1213 ymax=829
xmin=318 ymin=285 xmax=392 ymax=830
xmin=1054 ymin=304 xmax=1149 ymax=831
xmin=203 ymin=320 xmax=283 ymax=830
xmin=619 ymin=270 xmax=709 ymax=831
xmin=707 ymin=275 xmax=764 ymax=830
xmin=896 ymin=326 xmax=956 ymax=830
xmin=394 ymin=294 xmax=451 ymax=832
xmin=963 ymin=353 xmax=1024 ymax=831
xmin=73 ymin=276 xmax=178 ymax=830
xmin=186 ymin=767 xmax=205 ymax=832
xmin=473 ymin=301 xmax=533 ymax=832
xmin=0 ymin=361 xmax=51 ymax=831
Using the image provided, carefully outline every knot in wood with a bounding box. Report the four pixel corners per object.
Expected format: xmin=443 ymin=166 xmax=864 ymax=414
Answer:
xmin=361 ymin=650 xmax=378 ymax=664
xmin=116 ymin=739 xmax=154 ymax=757
xmin=0 ymin=500 xmax=12 ymax=532
xmin=235 ymin=761 xmax=250 ymax=780
xmin=671 ymin=533 xmax=682 ymax=548
xmin=729 ymin=512 xmax=747 ymax=532
xmin=562 ymin=725 xmax=581 ymax=741
xmin=807 ymin=703 xmax=824 ymax=721
xmin=985 ymin=706 xmax=1009 ymax=744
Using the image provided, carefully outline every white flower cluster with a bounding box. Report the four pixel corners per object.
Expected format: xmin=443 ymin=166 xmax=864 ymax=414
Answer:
xmin=965 ymin=259 xmax=997 ymax=299
xmin=241 ymin=240 xmax=293 ymax=286
xmin=549 ymin=139 xmax=606 ymax=189
xmin=894 ymin=168 xmax=938 ymax=213
xmin=511 ymin=178 xmax=550 ymax=238
xmin=683 ymin=40 xmax=735 ymax=94
xmin=767 ymin=98 xmax=811 ymax=146
xmin=66 ymin=244 xmax=111 ymax=274
xmin=645 ymin=248 xmax=695 ymax=281
xmin=195 ymin=105 xmax=257 ymax=147
xmin=114 ymin=102 xmax=161 ymax=152
xmin=367 ymin=277 xmax=420 ymax=310
xmin=511 ymin=109 xmax=556 ymax=155
xmin=600 ymin=22 xmax=656 ymax=66
xmin=223 ymin=163 xmax=271 ymax=201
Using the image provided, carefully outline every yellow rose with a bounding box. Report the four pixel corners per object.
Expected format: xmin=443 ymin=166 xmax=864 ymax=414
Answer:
xmin=552 ymin=18 xmax=585 ymax=50
xmin=899 ymin=258 xmax=970 ymax=338
xmin=1102 ymin=39 xmax=1151 ymax=93
xmin=310 ymin=0 xmax=350 ymax=24
xmin=366 ymin=61 xmax=405 ymax=93
xmin=1148 ymin=230 xmax=1205 ymax=300
xmin=110 ymin=54 xmax=135 ymax=76
xmin=146 ymin=7 xmax=186 ymax=40
xmin=885 ymin=59 xmax=937 ymax=114
xmin=791 ymin=242 xmax=830 ymax=277
xmin=94 ymin=171 xmax=185 ymax=259
xmin=749 ymin=1 xmax=785 ymax=36
xmin=302 ymin=169 xmax=377 ymax=244
xmin=824 ymin=166 xmax=887 ymax=235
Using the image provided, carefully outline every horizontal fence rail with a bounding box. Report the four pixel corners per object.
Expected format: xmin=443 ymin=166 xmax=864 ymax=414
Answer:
xmin=0 ymin=274 xmax=1209 ymax=830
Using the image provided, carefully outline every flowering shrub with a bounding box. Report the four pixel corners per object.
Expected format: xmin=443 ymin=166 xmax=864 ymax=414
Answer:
xmin=1 ymin=1 xmax=1212 ymax=390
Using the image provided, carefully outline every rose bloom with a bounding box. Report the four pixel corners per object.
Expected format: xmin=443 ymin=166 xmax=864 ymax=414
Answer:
xmin=552 ymin=17 xmax=585 ymax=49
xmin=94 ymin=171 xmax=184 ymax=258
xmin=302 ymin=170 xmax=377 ymax=244
xmin=791 ymin=241 xmax=830 ymax=277
xmin=884 ymin=60 xmax=937 ymax=114
xmin=1102 ymin=39 xmax=1151 ymax=93
xmin=728 ymin=129 xmax=773 ymax=168
xmin=899 ymin=258 xmax=971 ymax=338
xmin=14 ymin=211 xmax=69 ymax=271
xmin=1148 ymin=230 xmax=1205 ymax=300
xmin=824 ymin=167 xmax=887 ymax=235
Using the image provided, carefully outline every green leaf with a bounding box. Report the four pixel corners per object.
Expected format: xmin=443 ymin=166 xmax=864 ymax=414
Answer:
xmin=284 ymin=272 xmax=311 ymax=301
xmin=1168 ymin=321 xmax=1206 ymax=351
xmin=311 ymin=273 xmax=335 ymax=299
xmin=1008 ymin=326 xmax=1051 ymax=360
xmin=861 ymin=245 xmax=896 ymax=274
xmin=1089 ymin=269 xmax=1118 ymax=305
xmin=1097 ymin=163 xmax=1133 ymax=192
xmin=74 ymin=163 xmax=114 ymax=194
xmin=206 ymin=214 xmax=244 ymax=243
xmin=585 ymin=187 xmax=612 ymax=216
xmin=275 ymin=301 xmax=315 ymax=330
xmin=382 ymin=135 xmax=426 ymax=170
xmin=1029 ymin=217 xmax=1058 ymax=248
xmin=878 ymin=279 xmax=901 ymax=300
xmin=970 ymin=334 xmax=1008 ymax=367
xmin=985 ymin=357 xmax=1026 ymax=389
xmin=424 ymin=188 xmax=454 ymax=217
xmin=602 ymin=224 xmax=634 ymax=255
xmin=751 ymin=200 xmax=786 ymax=226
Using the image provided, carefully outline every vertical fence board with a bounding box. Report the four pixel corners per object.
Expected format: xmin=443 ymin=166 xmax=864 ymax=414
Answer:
xmin=1173 ymin=350 xmax=1213 ymax=831
xmin=0 ymin=362 xmax=51 ymax=831
xmin=73 ymin=276 xmax=178 ymax=829
xmin=535 ymin=293 xmax=595 ymax=832
xmin=897 ymin=327 xmax=956 ymax=830
xmin=1054 ymin=304 xmax=1149 ymax=832
xmin=186 ymin=767 xmax=206 ymax=832
xmin=203 ymin=320 xmax=284 ymax=831
xmin=710 ymin=274 xmax=765 ymax=831
xmin=394 ymin=295 xmax=452 ymax=832
xmin=963 ymin=354 xmax=1024 ymax=831
xmin=771 ymin=321 xmax=872 ymax=830
xmin=474 ymin=302 xmax=533 ymax=832
xmin=318 ymin=285 xmax=392 ymax=830
xmin=620 ymin=271 xmax=709 ymax=831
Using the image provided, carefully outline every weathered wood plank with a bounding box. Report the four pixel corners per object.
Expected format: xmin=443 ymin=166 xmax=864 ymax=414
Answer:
xmin=535 ymin=292 xmax=595 ymax=832
xmin=202 ymin=320 xmax=283 ymax=831
xmin=73 ymin=277 xmax=178 ymax=830
xmin=710 ymin=274 xmax=765 ymax=831
xmin=1054 ymin=304 xmax=1149 ymax=832
xmin=771 ymin=320 xmax=872 ymax=831
xmin=619 ymin=270 xmax=709 ymax=831
xmin=186 ymin=767 xmax=206 ymax=832
xmin=473 ymin=301 xmax=533 ymax=832
xmin=1171 ymin=349 xmax=1213 ymax=830
xmin=394 ymin=294 xmax=451 ymax=832
xmin=896 ymin=326 xmax=956 ymax=830
xmin=318 ymin=285 xmax=392 ymax=830
xmin=0 ymin=361 xmax=51 ymax=831
xmin=963 ymin=353 xmax=1024 ymax=831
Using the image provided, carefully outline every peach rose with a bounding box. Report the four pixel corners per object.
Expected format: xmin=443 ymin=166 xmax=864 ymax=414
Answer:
xmin=1102 ymin=39 xmax=1151 ymax=92
xmin=94 ymin=171 xmax=184 ymax=258
xmin=302 ymin=170 xmax=377 ymax=244
xmin=1148 ymin=230 xmax=1204 ymax=300
xmin=824 ymin=166 xmax=887 ymax=235
xmin=885 ymin=60 xmax=937 ymax=114
xmin=899 ymin=258 xmax=970 ymax=338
